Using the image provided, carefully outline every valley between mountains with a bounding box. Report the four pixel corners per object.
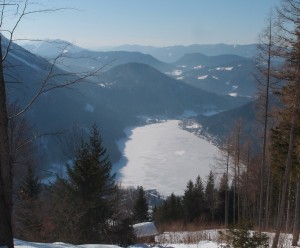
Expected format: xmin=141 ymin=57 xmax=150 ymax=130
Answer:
xmin=9 ymin=39 xmax=258 ymax=190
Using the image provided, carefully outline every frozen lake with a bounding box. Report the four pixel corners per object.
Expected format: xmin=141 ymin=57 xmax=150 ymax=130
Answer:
xmin=114 ymin=120 xmax=219 ymax=196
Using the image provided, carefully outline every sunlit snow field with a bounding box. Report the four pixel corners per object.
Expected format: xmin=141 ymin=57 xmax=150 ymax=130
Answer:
xmin=114 ymin=120 xmax=219 ymax=196
xmin=14 ymin=230 xmax=294 ymax=248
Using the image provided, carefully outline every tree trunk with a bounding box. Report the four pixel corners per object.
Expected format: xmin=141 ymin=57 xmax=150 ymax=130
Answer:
xmin=225 ymin=139 xmax=230 ymax=227
xmin=258 ymin=18 xmax=272 ymax=233
xmin=292 ymin=179 xmax=300 ymax=246
xmin=264 ymin=158 xmax=272 ymax=229
xmin=0 ymin=36 xmax=14 ymax=248
xmin=243 ymin=144 xmax=250 ymax=220
xmin=272 ymin=106 xmax=297 ymax=248
xmin=285 ymin=175 xmax=292 ymax=233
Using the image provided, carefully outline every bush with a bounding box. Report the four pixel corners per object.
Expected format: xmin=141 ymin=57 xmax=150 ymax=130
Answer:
xmin=219 ymin=223 xmax=269 ymax=248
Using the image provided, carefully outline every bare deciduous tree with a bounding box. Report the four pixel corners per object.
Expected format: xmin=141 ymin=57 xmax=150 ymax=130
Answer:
xmin=256 ymin=12 xmax=278 ymax=233
xmin=270 ymin=1 xmax=300 ymax=247
xmin=0 ymin=1 xmax=103 ymax=247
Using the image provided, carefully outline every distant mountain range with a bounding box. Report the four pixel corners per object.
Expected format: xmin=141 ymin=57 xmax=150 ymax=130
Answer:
xmin=167 ymin=53 xmax=257 ymax=97
xmin=19 ymin=39 xmax=85 ymax=58
xmin=113 ymin=43 xmax=257 ymax=63
xmin=7 ymin=38 xmax=253 ymax=178
xmin=21 ymin=40 xmax=259 ymax=99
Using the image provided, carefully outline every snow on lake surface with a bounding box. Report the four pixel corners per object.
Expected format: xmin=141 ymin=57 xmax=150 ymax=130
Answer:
xmin=114 ymin=120 xmax=218 ymax=196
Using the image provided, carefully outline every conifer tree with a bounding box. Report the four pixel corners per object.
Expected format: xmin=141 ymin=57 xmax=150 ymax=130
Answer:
xmin=133 ymin=186 xmax=149 ymax=222
xmin=56 ymin=125 xmax=117 ymax=243
xmin=217 ymin=173 xmax=229 ymax=223
xmin=183 ymin=180 xmax=196 ymax=222
xmin=205 ymin=171 xmax=217 ymax=222
xmin=183 ymin=176 xmax=205 ymax=222
xmin=153 ymin=193 xmax=183 ymax=223
xmin=165 ymin=193 xmax=183 ymax=222
xmin=14 ymin=166 xmax=42 ymax=241
xmin=194 ymin=175 xmax=206 ymax=216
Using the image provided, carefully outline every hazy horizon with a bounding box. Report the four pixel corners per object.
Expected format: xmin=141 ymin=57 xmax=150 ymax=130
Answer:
xmin=8 ymin=0 xmax=280 ymax=50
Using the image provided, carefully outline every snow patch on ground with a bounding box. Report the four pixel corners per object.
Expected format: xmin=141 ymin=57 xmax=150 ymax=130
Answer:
xmin=98 ymin=82 xmax=113 ymax=88
xmin=170 ymin=69 xmax=183 ymax=76
xmin=197 ymin=75 xmax=208 ymax=80
xmin=214 ymin=67 xmax=234 ymax=71
xmin=185 ymin=123 xmax=201 ymax=129
xmin=193 ymin=65 xmax=204 ymax=69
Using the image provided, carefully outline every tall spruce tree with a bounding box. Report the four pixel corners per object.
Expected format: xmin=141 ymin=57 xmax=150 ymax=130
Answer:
xmin=153 ymin=193 xmax=183 ymax=223
xmin=133 ymin=186 xmax=149 ymax=222
xmin=183 ymin=180 xmax=196 ymax=222
xmin=183 ymin=176 xmax=205 ymax=222
xmin=205 ymin=171 xmax=217 ymax=222
xmin=14 ymin=166 xmax=42 ymax=241
xmin=57 ymin=125 xmax=117 ymax=243
xmin=217 ymin=173 xmax=229 ymax=223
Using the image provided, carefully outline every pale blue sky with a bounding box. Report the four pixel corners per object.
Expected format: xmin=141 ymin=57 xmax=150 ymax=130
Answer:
xmin=12 ymin=0 xmax=280 ymax=49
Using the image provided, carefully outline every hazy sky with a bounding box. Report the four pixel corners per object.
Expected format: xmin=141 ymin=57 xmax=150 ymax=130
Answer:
xmin=11 ymin=0 xmax=280 ymax=49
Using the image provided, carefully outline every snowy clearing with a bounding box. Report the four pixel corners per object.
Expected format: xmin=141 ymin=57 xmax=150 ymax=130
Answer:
xmin=193 ymin=65 xmax=204 ymax=69
xmin=170 ymin=69 xmax=183 ymax=76
xmin=14 ymin=229 xmax=295 ymax=248
xmin=197 ymin=75 xmax=208 ymax=80
xmin=215 ymin=66 xmax=234 ymax=71
xmin=228 ymin=92 xmax=238 ymax=97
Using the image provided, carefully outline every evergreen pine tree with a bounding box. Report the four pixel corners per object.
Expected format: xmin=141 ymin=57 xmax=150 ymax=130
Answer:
xmin=194 ymin=175 xmax=206 ymax=216
xmin=205 ymin=171 xmax=217 ymax=222
xmin=56 ymin=125 xmax=117 ymax=243
xmin=133 ymin=186 xmax=149 ymax=222
xmin=166 ymin=193 xmax=183 ymax=221
xmin=183 ymin=177 xmax=205 ymax=222
xmin=14 ymin=167 xmax=42 ymax=241
xmin=154 ymin=193 xmax=183 ymax=223
xmin=183 ymin=180 xmax=195 ymax=222
xmin=217 ymin=172 xmax=229 ymax=223
xmin=18 ymin=167 xmax=41 ymax=200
